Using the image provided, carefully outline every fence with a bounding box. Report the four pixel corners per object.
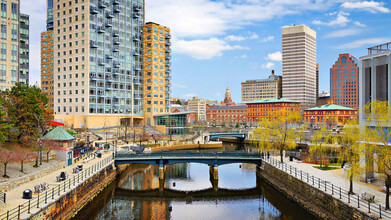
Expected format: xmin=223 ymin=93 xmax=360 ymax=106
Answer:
xmin=0 ymin=192 xmax=5 ymax=203
xmin=263 ymin=156 xmax=391 ymax=219
xmin=74 ymin=150 xmax=95 ymax=163
xmin=0 ymin=155 xmax=113 ymax=220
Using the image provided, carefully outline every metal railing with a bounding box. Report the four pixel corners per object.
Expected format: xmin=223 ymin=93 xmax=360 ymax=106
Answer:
xmin=115 ymin=151 xmax=262 ymax=159
xmin=0 ymin=155 xmax=113 ymax=220
xmin=0 ymin=192 xmax=5 ymax=203
xmin=263 ymin=156 xmax=391 ymax=219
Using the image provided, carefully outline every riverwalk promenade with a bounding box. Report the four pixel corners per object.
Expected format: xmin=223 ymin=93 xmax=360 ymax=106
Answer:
xmin=268 ymin=155 xmax=391 ymax=219
xmin=0 ymin=151 xmax=113 ymax=219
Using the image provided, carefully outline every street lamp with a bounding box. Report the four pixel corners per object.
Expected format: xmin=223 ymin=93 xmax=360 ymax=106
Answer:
xmin=310 ymin=116 xmax=315 ymax=131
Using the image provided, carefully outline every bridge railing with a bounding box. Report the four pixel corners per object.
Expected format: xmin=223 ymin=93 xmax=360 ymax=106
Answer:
xmin=263 ymin=156 xmax=391 ymax=219
xmin=115 ymin=151 xmax=262 ymax=159
xmin=0 ymin=191 xmax=5 ymax=203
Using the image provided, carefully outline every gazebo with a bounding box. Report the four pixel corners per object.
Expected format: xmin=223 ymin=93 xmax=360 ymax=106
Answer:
xmin=41 ymin=126 xmax=76 ymax=166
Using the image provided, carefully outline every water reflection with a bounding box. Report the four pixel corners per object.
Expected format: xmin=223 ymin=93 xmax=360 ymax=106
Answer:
xmin=80 ymin=162 xmax=315 ymax=220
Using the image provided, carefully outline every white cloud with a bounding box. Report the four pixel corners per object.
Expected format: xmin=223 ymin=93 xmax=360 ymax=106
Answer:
xmin=353 ymin=21 xmax=367 ymax=27
xmin=173 ymin=83 xmax=187 ymax=88
xmin=262 ymin=36 xmax=274 ymax=42
xmin=262 ymin=62 xmax=275 ymax=69
xmin=235 ymin=54 xmax=248 ymax=59
xmin=312 ymin=11 xmax=350 ymax=27
xmin=173 ymin=38 xmax=248 ymax=60
xmin=325 ymin=28 xmax=363 ymax=38
xmin=266 ymin=51 xmax=282 ymax=62
xmin=225 ymin=33 xmax=259 ymax=41
xmin=342 ymin=1 xmax=391 ymax=13
xmin=183 ymin=93 xmax=198 ymax=98
xmin=336 ymin=37 xmax=391 ymax=49
xmin=146 ymin=0 xmax=342 ymax=38
xmin=215 ymin=93 xmax=221 ymax=97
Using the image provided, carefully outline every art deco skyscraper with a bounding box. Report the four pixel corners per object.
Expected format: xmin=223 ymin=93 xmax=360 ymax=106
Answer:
xmin=282 ymin=24 xmax=316 ymax=110
xmin=46 ymin=0 xmax=145 ymax=128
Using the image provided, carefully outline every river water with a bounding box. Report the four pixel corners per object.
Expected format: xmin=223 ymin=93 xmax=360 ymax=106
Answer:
xmin=74 ymin=143 xmax=315 ymax=220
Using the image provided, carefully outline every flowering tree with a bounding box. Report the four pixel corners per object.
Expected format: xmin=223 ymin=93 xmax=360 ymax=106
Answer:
xmin=42 ymin=140 xmax=67 ymax=163
xmin=0 ymin=148 xmax=18 ymax=178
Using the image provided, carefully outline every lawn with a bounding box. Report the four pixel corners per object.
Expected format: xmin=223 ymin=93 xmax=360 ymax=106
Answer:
xmin=314 ymin=166 xmax=340 ymax=171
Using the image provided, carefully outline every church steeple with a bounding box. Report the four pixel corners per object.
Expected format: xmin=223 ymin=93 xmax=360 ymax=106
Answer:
xmin=223 ymin=84 xmax=233 ymax=106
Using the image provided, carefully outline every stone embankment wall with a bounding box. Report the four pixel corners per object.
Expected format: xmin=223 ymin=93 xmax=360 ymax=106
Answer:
xmin=257 ymin=162 xmax=376 ymax=220
xmin=30 ymin=163 xmax=128 ymax=220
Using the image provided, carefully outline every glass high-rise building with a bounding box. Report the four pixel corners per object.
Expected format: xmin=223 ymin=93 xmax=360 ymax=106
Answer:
xmin=282 ymin=24 xmax=317 ymax=110
xmin=0 ymin=0 xmax=29 ymax=90
xmin=47 ymin=0 xmax=145 ymax=128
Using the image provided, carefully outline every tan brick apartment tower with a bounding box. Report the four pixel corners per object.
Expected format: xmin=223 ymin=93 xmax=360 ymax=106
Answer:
xmin=143 ymin=22 xmax=171 ymax=126
xmin=0 ymin=0 xmax=29 ymax=90
xmin=41 ymin=30 xmax=54 ymax=109
xmin=282 ymin=24 xmax=317 ymax=110
xmin=45 ymin=0 xmax=145 ymax=128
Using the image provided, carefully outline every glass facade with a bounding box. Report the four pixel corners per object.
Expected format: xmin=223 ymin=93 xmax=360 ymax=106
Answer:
xmin=155 ymin=113 xmax=189 ymax=135
xmin=89 ymin=0 xmax=144 ymax=116
xmin=19 ymin=13 xmax=29 ymax=85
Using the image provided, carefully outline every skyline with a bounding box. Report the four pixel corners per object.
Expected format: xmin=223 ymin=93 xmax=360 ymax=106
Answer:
xmin=21 ymin=0 xmax=391 ymax=102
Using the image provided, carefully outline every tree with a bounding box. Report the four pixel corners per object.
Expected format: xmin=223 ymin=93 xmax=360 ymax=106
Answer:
xmin=0 ymin=148 xmax=17 ymax=178
xmin=339 ymin=119 xmax=363 ymax=194
xmin=42 ymin=140 xmax=67 ymax=163
xmin=176 ymin=99 xmax=182 ymax=105
xmin=252 ymin=109 xmax=302 ymax=163
xmin=14 ymin=144 xmax=37 ymax=173
xmin=363 ymin=100 xmax=391 ymax=209
xmin=309 ymin=127 xmax=337 ymax=169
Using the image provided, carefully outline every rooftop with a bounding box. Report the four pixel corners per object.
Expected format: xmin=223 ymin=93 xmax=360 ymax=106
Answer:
xmin=246 ymin=98 xmax=299 ymax=104
xmin=305 ymin=104 xmax=356 ymax=111
xmin=367 ymin=42 xmax=391 ymax=55
xmin=41 ymin=126 xmax=75 ymax=141
xmin=207 ymin=105 xmax=246 ymax=110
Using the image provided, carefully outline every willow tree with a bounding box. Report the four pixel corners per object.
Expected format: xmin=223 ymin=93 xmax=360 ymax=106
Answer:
xmin=363 ymin=100 xmax=391 ymax=209
xmin=252 ymin=109 xmax=301 ymax=163
xmin=339 ymin=119 xmax=363 ymax=194
xmin=310 ymin=126 xmax=337 ymax=169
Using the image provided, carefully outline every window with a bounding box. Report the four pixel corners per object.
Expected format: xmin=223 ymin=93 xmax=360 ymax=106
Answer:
xmin=0 ymin=43 xmax=5 ymax=61
xmin=11 ymin=3 xmax=17 ymax=20
xmin=1 ymin=1 xmax=6 ymax=19
xmin=1 ymin=22 xmax=6 ymax=40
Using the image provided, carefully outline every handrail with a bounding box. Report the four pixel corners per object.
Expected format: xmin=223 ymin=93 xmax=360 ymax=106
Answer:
xmin=0 ymin=191 xmax=5 ymax=203
xmin=115 ymin=152 xmax=262 ymax=159
xmin=0 ymin=155 xmax=113 ymax=220
xmin=262 ymin=156 xmax=391 ymax=219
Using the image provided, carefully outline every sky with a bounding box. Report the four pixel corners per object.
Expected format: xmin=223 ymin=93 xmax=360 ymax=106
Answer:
xmin=22 ymin=0 xmax=391 ymax=103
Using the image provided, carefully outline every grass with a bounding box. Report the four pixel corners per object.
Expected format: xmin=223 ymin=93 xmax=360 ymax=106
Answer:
xmin=67 ymin=130 xmax=78 ymax=136
xmin=314 ymin=166 xmax=340 ymax=171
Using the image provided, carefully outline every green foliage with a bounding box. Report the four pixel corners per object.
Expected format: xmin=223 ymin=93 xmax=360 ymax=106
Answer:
xmin=176 ymin=99 xmax=182 ymax=105
xmin=67 ymin=130 xmax=78 ymax=136
xmin=252 ymin=109 xmax=302 ymax=162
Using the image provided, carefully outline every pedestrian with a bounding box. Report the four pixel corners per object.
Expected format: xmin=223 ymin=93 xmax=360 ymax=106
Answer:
xmin=267 ymin=151 xmax=270 ymax=159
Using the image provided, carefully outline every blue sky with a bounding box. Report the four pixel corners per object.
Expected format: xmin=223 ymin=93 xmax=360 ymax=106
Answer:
xmin=22 ymin=0 xmax=391 ymax=103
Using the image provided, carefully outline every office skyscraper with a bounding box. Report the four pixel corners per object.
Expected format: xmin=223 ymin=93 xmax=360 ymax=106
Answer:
xmin=282 ymin=24 xmax=316 ymax=110
xmin=43 ymin=0 xmax=145 ymax=128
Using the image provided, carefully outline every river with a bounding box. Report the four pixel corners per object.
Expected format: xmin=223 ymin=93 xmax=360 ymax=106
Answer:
xmin=74 ymin=142 xmax=315 ymax=220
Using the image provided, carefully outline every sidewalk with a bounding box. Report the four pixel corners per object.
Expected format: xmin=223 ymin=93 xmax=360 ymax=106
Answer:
xmin=0 ymin=151 xmax=113 ymax=217
xmin=279 ymin=156 xmax=387 ymax=206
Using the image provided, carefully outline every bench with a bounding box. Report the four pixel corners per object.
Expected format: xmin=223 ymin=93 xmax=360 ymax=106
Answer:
xmin=361 ymin=192 xmax=375 ymax=203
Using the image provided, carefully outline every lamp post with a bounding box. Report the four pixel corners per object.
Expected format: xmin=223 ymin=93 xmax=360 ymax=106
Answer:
xmin=326 ymin=117 xmax=330 ymax=130
xmin=310 ymin=116 xmax=315 ymax=132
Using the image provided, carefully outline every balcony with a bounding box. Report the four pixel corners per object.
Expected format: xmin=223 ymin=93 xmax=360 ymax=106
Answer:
xmin=165 ymin=48 xmax=171 ymax=53
xmin=105 ymin=12 xmax=114 ymax=18
xmin=112 ymin=31 xmax=119 ymax=37
xmin=106 ymin=55 xmax=113 ymax=59
xmin=132 ymin=50 xmax=140 ymax=56
xmin=132 ymin=36 xmax=140 ymax=42
xmin=90 ymin=41 xmax=98 ymax=48
xmin=112 ymin=47 xmax=120 ymax=53
xmin=98 ymin=61 xmax=106 ymax=66
xmin=165 ymin=34 xmax=171 ymax=39
xmin=113 ymin=6 xmax=120 ymax=13
xmin=98 ymin=1 xmax=108 ymax=8
xmin=133 ymin=5 xmax=141 ymax=12
xmin=97 ymin=27 xmax=105 ymax=34
xmin=165 ymin=41 xmax=171 ymax=46
xmin=105 ymin=22 xmax=113 ymax=28
xmin=133 ymin=65 xmax=142 ymax=71
xmin=113 ymin=40 xmax=120 ymax=45
xmin=90 ymin=6 xmax=99 ymax=14
xmin=132 ymin=14 xmax=140 ymax=19
xmin=112 ymin=0 xmax=120 ymax=5
xmin=113 ymin=62 xmax=120 ymax=68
